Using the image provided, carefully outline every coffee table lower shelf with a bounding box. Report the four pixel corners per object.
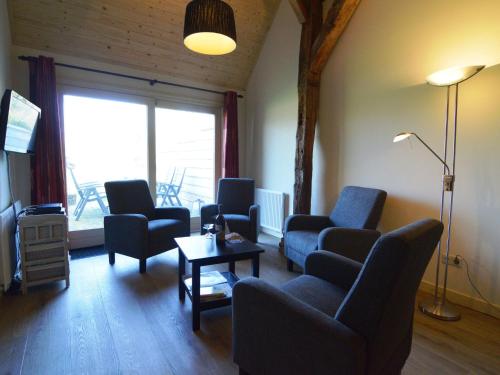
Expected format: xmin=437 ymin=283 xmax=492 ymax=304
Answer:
xmin=182 ymin=271 xmax=239 ymax=311
xmin=176 ymin=235 xmax=265 ymax=331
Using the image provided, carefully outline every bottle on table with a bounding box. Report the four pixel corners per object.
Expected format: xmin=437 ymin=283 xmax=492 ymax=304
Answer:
xmin=215 ymin=204 xmax=226 ymax=245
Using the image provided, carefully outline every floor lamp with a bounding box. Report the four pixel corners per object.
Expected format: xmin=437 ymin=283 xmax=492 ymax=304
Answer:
xmin=394 ymin=65 xmax=484 ymax=321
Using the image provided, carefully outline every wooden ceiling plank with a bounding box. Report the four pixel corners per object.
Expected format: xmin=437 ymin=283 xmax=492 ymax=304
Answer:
xmin=13 ymin=25 xmax=248 ymax=86
xmin=12 ymin=0 xmax=270 ymax=58
xmin=12 ymin=21 xmax=247 ymax=78
xmin=14 ymin=32 xmax=242 ymax=90
xmin=62 ymin=0 xmax=276 ymax=42
xmin=8 ymin=0 xmax=280 ymax=90
xmin=12 ymin=16 xmax=254 ymax=75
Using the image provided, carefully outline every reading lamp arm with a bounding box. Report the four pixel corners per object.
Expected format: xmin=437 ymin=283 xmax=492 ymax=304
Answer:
xmin=412 ymin=133 xmax=451 ymax=175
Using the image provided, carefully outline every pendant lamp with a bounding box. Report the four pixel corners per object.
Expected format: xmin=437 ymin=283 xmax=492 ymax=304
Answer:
xmin=183 ymin=0 xmax=237 ymax=55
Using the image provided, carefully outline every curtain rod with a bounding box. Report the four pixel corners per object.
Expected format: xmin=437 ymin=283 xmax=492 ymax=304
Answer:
xmin=17 ymin=55 xmax=243 ymax=98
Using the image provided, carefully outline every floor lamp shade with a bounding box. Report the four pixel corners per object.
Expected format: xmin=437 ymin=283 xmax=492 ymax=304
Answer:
xmin=184 ymin=0 xmax=237 ymax=55
xmin=426 ymin=65 xmax=484 ymax=86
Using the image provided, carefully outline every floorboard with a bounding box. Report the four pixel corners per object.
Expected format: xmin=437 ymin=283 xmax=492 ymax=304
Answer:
xmin=0 ymin=235 xmax=498 ymax=374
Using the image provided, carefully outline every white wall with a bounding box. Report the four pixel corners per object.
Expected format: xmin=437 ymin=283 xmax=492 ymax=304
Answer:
xmin=0 ymin=0 xmax=12 ymax=212
xmin=246 ymin=0 xmax=500 ymax=313
xmin=245 ymin=0 xmax=301 ymax=214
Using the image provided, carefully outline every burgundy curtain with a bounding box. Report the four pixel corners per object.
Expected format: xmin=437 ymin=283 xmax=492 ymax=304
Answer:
xmin=28 ymin=56 xmax=67 ymax=207
xmin=222 ymin=91 xmax=239 ymax=178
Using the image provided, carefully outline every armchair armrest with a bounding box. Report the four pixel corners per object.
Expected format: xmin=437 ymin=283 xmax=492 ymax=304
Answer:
xmin=104 ymin=214 xmax=148 ymax=257
xmin=233 ymin=278 xmax=365 ymax=375
xmin=154 ymin=207 xmax=190 ymax=224
xmin=248 ymin=204 xmax=259 ymax=241
xmin=305 ymin=251 xmax=363 ymax=291
xmin=200 ymin=204 xmax=218 ymax=222
xmin=284 ymin=214 xmax=332 ymax=233
xmin=249 ymin=204 xmax=258 ymax=222
xmin=248 ymin=204 xmax=259 ymax=228
xmin=318 ymin=227 xmax=381 ymax=263
xmin=154 ymin=207 xmax=190 ymax=237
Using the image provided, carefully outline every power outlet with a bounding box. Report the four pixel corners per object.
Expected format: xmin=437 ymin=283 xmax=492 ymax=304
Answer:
xmin=442 ymin=254 xmax=462 ymax=267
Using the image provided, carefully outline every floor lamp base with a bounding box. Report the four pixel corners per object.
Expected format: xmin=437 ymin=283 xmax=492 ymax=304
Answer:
xmin=419 ymin=297 xmax=461 ymax=321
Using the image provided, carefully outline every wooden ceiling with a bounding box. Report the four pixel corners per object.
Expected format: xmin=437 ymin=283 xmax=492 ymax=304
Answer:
xmin=8 ymin=0 xmax=281 ymax=91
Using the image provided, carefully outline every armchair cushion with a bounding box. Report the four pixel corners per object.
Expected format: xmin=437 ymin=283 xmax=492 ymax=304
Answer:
xmin=222 ymin=214 xmax=249 ymax=221
xmin=224 ymin=213 xmax=250 ymax=225
xmin=282 ymin=275 xmax=347 ymax=316
xmin=105 ymin=180 xmax=155 ymax=220
xmin=318 ymin=228 xmax=381 ymax=263
xmin=217 ymin=178 xmax=254 ymax=215
xmin=329 ymin=186 xmax=387 ymax=229
xmin=285 ymin=230 xmax=320 ymax=268
xmin=285 ymin=214 xmax=331 ymax=232
xmin=305 ymin=251 xmax=363 ymax=291
xmin=154 ymin=206 xmax=190 ymax=223
xmin=148 ymin=219 xmax=186 ymax=255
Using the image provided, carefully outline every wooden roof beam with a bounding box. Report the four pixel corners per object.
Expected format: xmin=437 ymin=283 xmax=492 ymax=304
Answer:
xmin=310 ymin=0 xmax=361 ymax=75
xmin=289 ymin=0 xmax=308 ymax=23
xmin=292 ymin=0 xmax=361 ymax=215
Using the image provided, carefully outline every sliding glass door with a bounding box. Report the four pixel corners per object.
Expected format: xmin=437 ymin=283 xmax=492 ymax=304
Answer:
xmin=62 ymin=91 xmax=149 ymax=247
xmin=60 ymin=87 xmax=221 ymax=248
xmin=155 ymin=106 xmax=218 ymax=230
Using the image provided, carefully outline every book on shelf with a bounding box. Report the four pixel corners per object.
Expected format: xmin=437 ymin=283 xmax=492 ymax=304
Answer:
xmin=199 ymin=283 xmax=232 ymax=302
xmin=184 ymin=270 xmax=227 ymax=290
xmin=184 ymin=271 xmax=232 ymax=301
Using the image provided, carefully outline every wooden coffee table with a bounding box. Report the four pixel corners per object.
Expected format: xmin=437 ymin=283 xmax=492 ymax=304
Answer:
xmin=176 ymin=235 xmax=265 ymax=331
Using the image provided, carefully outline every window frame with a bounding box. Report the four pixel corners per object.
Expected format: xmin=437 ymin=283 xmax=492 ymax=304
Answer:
xmin=58 ymin=84 xmax=223 ymax=248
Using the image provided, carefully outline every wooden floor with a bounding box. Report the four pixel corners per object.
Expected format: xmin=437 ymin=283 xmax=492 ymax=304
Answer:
xmin=1 ymin=236 xmax=499 ymax=375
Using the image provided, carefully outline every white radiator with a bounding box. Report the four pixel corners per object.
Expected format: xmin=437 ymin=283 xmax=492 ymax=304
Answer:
xmin=0 ymin=201 xmax=20 ymax=292
xmin=255 ymin=188 xmax=287 ymax=238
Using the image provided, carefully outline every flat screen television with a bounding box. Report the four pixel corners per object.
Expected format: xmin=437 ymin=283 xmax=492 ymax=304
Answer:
xmin=0 ymin=89 xmax=40 ymax=154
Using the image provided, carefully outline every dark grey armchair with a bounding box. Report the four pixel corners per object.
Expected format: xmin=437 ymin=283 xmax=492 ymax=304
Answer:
xmin=104 ymin=180 xmax=190 ymax=273
xmin=285 ymin=186 xmax=387 ymax=270
xmin=200 ymin=178 xmax=258 ymax=243
xmin=233 ymin=219 xmax=444 ymax=375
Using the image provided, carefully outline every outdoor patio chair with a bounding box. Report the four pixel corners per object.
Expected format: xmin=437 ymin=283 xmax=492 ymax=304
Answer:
xmin=156 ymin=166 xmax=176 ymax=206
xmin=158 ymin=167 xmax=186 ymax=207
xmin=67 ymin=163 xmax=108 ymax=220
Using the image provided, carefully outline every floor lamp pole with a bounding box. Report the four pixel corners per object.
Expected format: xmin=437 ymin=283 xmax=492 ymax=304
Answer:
xmin=441 ymin=83 xmax=459 ymax=307
xmin=433 ymin=85 xmax=450 ymax=300
xmin=419 ymin=83 xmax=461 ymax=321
